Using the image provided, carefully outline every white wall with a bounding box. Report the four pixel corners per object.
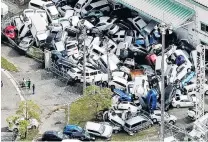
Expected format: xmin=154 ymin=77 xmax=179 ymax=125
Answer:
xmin=175 ymin=1 xmax=208 ymax=46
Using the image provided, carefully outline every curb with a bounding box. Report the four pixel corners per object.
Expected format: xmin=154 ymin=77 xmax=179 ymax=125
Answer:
xmin=1 ymin=68 xmax=25 ymax=101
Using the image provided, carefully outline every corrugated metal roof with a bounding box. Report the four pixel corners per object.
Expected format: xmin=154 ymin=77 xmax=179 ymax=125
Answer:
xmin=193 ymin=0 xmax=208 ymax=7
xmin=116 ymin=0 xmax=195 ymax=29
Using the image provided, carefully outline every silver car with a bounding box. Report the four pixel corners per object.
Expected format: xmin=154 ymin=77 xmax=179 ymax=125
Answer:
xmin=19 ymin=36 xmax=34 ymax=51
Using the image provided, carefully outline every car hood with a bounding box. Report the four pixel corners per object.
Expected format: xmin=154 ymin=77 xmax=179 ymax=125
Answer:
xmin=169 ymin=115 xmax=177 ymax=121
xmin=102 ymin=125 xmax=113 ymax=137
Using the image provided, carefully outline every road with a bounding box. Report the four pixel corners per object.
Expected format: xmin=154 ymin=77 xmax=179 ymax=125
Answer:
xmin=1 ymin=70 xmax=21 ymax=141
xmin=1 ymin=44 xmax=82 ymax=134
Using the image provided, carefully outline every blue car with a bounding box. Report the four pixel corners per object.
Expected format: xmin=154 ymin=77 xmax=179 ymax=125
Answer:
xmin=176 ymin=55 xmax=185 ymax=66
xmin=63 ymin=125 xmax=95 ymax=141
xmin=181 ymin=71 xmax=195 ymax=87
xmin=113 ymin=89 xmax=133 ymax=102
xmin=146 ymin=89 xmax=158 ymax=111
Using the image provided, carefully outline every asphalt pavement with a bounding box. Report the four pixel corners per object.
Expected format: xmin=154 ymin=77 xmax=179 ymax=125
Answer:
xmin=1 ymin=70 xmax=21 ymax=141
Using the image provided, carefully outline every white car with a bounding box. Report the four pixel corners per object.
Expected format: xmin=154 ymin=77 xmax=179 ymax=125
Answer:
xmin=112 ymin=71 xmax=128 ymax=80
xmin=96 ymin=17 xmax=117 ymax=31
xmin=8 ymin=118 xmax=39 ymax=132
xmin=78 ymin=19 xmax=94 ymax=29
xmin=23 ymin=9 xmax=35 ymax=21
xmin=80 ymin=69 xmax=108 ymax=83
xmin=128 ymin=16 xmax=147 ymax=32
xmin=113 ymin=101 xmax=140 ymax=114
xmin=108 ymin=24 xmax=119 ymax=35
xmin=35 ymin=10 xmax=48 ymax=24
xmin=109 ymin=76 xmax=128 ymax=90
xmin=187 ymin=108 xmax=208 ymax=120
xmin=48 ymin=23 xmax=62 ymax=32
xmin=67 ymin=67 xmax=82 ymax=80
xmin=69 ymin=16 xmax=80 ymax=27
xmin=19 ymin=36 xmax=34 ymax=51
xmin=65 ymin=43 xmax=79 ymax=56
xmin=57 ymin=5 xmax=73 ymax=17
xmin=11 ymin=16 xmax=24 ymax=31
xmin=172 ymin=95 xmax=194 ymax=108
xmin=85 ymin=121 xmax=113 ymax=139
xmin=166 ymin=64 xmax=177 ymax=84
xmin=44 ymin=2 xmax=59 ymax=23
xmin=150 ymin=110 xmax=177 ymax=125
xmin=175 ymin=63 xmax=192 ymax=81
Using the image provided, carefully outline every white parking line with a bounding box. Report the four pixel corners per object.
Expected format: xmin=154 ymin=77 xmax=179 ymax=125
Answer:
xmin=1 ymin=69 xmax=25 ymax=101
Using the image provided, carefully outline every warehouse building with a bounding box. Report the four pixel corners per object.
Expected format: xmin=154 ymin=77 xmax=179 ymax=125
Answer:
xmin=117 ymin=0 xmax=208 ymax=58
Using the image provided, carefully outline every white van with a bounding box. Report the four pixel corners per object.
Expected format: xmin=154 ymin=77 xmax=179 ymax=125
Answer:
xmin=89 ymin=44 xmax=106 ymax=61
xmin=28 ymin=0 xmax=45 ymax=10
xmin=80 ymin=69 xmax=108 ymax=83
xmin=81 ymin=0 xmax=110 ymax=16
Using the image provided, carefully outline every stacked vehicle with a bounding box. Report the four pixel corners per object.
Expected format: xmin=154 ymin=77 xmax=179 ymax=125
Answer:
xmin=2 ymin=0 xmax=208 ymax=140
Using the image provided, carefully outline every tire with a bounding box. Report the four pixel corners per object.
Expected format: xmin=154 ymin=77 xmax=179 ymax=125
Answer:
xmin=152 ymin=118 xmax=157 ymax=123
xmin=187 ymin=68 xmax=191 ymax=72
xmin=114 ymin=130 xmax=119 ymax=134
xmin=176 ymin=105 xmax=180 ymax=108
xmin=205 ymin=90 xmax=208 ymax=96
xmin=74 ymin=76 xmax=78 ymax=80
xmin=102 ymin=81 xmax=108 ymax=87
xmin=169 ymin=120 xmax=175 ymax=125
xmin=13 ymin=128 xmax=18 ymax=133
xmin=31 ymin=125 xmax=37 ymax=129
xmin=111 ymin=85 xmax=115 ymax=91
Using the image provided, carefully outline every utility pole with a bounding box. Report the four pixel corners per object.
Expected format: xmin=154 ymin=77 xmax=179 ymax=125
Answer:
xmin=105 ymin=37 xmax=111 ymax=86
xmin=157 ymin=22 xmax=173 ymax=142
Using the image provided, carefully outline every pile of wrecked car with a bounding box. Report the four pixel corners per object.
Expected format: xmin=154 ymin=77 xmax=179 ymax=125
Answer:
xmin=2 ymin=0 xmax=208 ymax=141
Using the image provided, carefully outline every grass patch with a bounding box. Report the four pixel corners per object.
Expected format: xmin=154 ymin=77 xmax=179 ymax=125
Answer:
xmin=1 ymin=57 xmax=18 ymax=72
xmin=111 ymin=126 xmax=159 ymax=141
xmin=26 ymin=46 xmax=44 ymax=62
xmin=21 ymin=129 xmax=40 ymax=141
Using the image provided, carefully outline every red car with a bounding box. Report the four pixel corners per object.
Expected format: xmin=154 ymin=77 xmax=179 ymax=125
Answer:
xmin=3 ymin=25 xmax=17 ymax=39
xmin=145 ymin=54 xmax=157 ymax=66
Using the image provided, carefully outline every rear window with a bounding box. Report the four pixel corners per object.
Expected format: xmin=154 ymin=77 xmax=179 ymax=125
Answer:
xmin=66 ymin=44 xmax=76 ymax=50
xmin=125 ymin=123 xmax=131 ymax=128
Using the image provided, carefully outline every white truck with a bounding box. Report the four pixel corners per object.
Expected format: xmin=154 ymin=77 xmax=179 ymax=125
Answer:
xmin=30 ymin=14 xmax=49 ymax=47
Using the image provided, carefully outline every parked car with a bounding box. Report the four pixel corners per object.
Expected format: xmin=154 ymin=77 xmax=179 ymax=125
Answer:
xmin=8 ymin=118 xmax=39 ymax=133
xmin=172 ymin=95 xmax=195 ymax=108
xmin=63 ymin=125 xmax=95 ymax=141
xmin=44 ymin=2 xmax=59 ymax=23
xmin=123 ymin=115 xmax=153 ymax=135
xmin=150 ymin=110 xmax=177 ymax=125
xmin=18 ymin=36 xmax=34 ymax=51
xmin=65 ymin=43 xmax=79 ymax=56
xmin=80 ymin=69 xmax=108 ymax=83
xmin=187 ymin=108 xmax=208 ymax=120
xmin=42 ymin=131 xmax=69 ymax=141
xmin=85 ymin=121 xmax=113 ymax=140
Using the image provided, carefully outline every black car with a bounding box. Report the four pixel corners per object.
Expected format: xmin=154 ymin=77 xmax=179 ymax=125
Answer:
xmin=42 ymin=131 xmax=69 ymax=141
xmin=65 ymin=131 xmax=95 ymax=141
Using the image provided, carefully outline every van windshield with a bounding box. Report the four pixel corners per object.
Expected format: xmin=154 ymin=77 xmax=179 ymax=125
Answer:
xmin=124 ymin=123 xmax=131 ymax=128
xmin=45 ymin=3 xmax=55 ymax=7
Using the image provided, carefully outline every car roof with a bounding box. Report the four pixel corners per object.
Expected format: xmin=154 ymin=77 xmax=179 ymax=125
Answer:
xmin=125 ymin=116 xmax=146 ymax=125
xmin=85 ymin=122 xmax=101 ymax=132
xmin=65 ymin=125 xmax=82 ymax=131
xmin=112 ymin=76 xmax=127 ymax=83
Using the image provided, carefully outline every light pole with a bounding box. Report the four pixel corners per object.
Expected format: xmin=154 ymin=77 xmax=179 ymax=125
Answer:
xmin=79 ymin=25 xmax=87 ymax=93
xmin=157 ymin=22 xmax=173 ymax=142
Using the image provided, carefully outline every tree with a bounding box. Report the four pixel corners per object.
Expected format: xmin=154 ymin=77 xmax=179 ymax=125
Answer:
xmin=69 ymin=85 xmax=112 ymax=126
xmin=6 ymin=100 xmax=41 ymax=139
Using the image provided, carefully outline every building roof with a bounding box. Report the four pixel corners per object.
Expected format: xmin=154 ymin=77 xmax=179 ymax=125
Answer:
xmin=193 ymin=0 xmax=208 ymax=7
xmin=116 ymin=0 xmax=195 ymax=29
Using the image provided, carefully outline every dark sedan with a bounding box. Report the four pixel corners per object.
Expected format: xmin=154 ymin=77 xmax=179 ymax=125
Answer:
xmin=42 ymin=131 xmax=69 ymax=141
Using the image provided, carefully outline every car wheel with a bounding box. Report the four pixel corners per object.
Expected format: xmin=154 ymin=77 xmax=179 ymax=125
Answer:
xmin=31 ymin=125 xmax=37 ymax=129
xmin=102 ymin=81 xmax=108 ymax=87
xmin=176 ymin=105 xmax=180 ymax=108
xmin=169 ymin=120 xmax=175 ymax=125
xmin=133 ymin=130 xmax=138 ymax=133
xmin=74 ymin=76 xmax=78 ymax=80
xmin=13 ymin=128 xmax=18 ymax=133
xmin=187 ymin=68 xmax=191 ymax=72
xmin=111 ymin=85 xmax=115 ymax=91
xmin=152 ymin=118 xmax=157 ymax=123
xmin=80 ymin=136 xmax=85 ymax=141
xmin=205 ymin=90 xmax=208 ymax=96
